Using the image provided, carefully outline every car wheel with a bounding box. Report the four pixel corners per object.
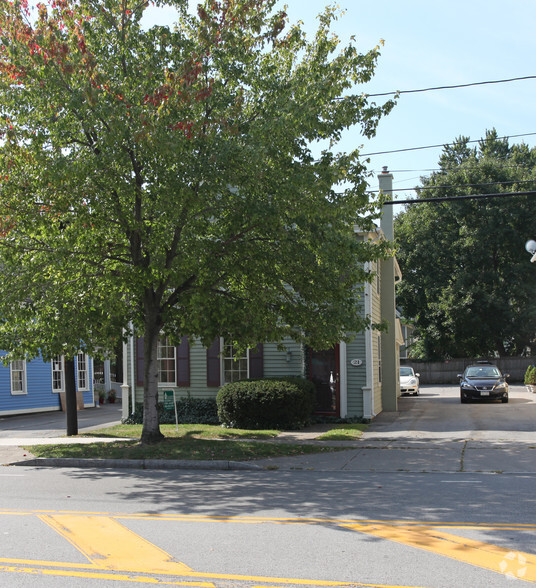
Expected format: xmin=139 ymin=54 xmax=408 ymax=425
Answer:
xmin=502 ymin=397 xmax=509 ymax=403
xmin=460 ymin=396 xmax=468 ymax=404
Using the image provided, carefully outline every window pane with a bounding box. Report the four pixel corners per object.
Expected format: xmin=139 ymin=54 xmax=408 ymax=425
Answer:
xmin=158 ymin=337 xmax=176 ymax=384
xmin=52 ymin=355 xmax=64 ymax=391
xmin=77 ymin=353 xmax=88 ymax=390
xmin=223 ymin=339 xmax=248 ymax=383
xmin=11 ymin=361 xmax=25 ymax=393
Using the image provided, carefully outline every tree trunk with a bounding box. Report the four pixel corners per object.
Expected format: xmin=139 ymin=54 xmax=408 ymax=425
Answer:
xmin=64 ymin=357 xmax=78 ymax=436
xmin=140 ymin=314 xmax=165 ymax=445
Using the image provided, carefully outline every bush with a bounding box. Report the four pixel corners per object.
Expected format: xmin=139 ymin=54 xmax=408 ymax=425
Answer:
xmin=527 ymin=366 xmax=536 ymax=386
xmin=216 ymin=378 xmax=316 ymax=430
xmin=122 ymin=396 xmax=219 ymax=425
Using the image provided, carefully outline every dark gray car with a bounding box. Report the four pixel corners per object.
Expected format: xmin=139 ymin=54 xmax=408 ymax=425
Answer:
xmin=458 ymin=363 xmax=509 ymax=404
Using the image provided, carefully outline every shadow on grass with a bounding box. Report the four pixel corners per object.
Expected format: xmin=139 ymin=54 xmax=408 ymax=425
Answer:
xmin=26 ymin=436 xmax=352 ymax=461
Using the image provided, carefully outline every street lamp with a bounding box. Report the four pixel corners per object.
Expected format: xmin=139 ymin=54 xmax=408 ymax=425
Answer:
xmin=525 ymin=240 xmax=536 ymax=263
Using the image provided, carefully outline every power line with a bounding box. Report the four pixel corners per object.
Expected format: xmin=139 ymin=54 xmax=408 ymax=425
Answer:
xmin=382 ymin=191 xmax=536 ymax=205
xmin=368 ymin=179 xmax=536 ymax=194
xmin=364 ymin=75 xmax=536 ymax=98
xmin=360 ymin=132 xmax=536 ymax=158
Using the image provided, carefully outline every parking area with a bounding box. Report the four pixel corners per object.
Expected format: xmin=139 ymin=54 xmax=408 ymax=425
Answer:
xmin=0 ymin=402 xmax=123 ymax=438
xmin=371 ymin=384 xmax=536 ymax=442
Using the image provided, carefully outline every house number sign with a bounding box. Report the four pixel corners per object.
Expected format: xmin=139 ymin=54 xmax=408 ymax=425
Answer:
xmin=350 ymin=359 xmax=363 ymax=367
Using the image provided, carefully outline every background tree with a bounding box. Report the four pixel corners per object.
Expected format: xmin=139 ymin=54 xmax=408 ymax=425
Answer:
xmin=395 ymin=130 xmax=536 ymax=360
xmin=0 ymin=0 xmax=394 ymax=443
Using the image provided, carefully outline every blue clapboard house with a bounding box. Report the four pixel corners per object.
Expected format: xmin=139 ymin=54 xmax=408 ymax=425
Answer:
xmin=0 ymin=352 xmax=94 ymax=416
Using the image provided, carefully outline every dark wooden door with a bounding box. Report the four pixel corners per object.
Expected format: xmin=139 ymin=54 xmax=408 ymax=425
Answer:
xmin=309 ymin=346 xmax=339 ymax=415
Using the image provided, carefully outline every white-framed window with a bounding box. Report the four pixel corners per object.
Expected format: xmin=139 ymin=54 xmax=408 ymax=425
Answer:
xmin=77 ymin=353 xmax=90 ymax=391
xmin=10 ymin=360 xmax=27 ymax=395
xmin=52 ymin=355 xmax=64 ymax=393
xmin=223 ymin=339 xmax=248 ymax=383
xmin=158 ymin=337 xmax=176 ymax=385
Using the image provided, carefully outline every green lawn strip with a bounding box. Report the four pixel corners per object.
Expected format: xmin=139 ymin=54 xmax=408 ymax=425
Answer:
xmin=79 ymin=424 xmax=280 ymax=440
xmin=315 ymin=423 xmax=368 ymax=441
xmin=25 ymin=438 xmax=350 ymax=461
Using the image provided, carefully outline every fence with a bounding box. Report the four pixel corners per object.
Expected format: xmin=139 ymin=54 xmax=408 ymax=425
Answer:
xmin=400 ymin=357 xmax=535 ymax=385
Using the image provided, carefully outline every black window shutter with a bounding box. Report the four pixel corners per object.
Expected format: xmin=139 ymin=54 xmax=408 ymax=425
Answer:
xmin=249 ymin=343 xmax=263 ymax=379
xmin=206 ymin=338 xmax=221 ymax=387
xmin=176 ymin=336 xmax=190 ymax=387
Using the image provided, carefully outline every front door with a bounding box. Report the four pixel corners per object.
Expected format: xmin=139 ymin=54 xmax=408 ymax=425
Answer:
xmin=309 ymin=346 xmax=340 ymax=416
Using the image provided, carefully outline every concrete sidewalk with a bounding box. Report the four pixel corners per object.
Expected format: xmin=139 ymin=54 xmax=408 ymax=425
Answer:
xmin=4 ymin=435 xmax=536 ymax=474
xmin=0 ymin=402 xmax=124 ymax=466
xmin=2 ymin=390 xmax=536 ymax=473
xmin=254 ymin=438 xmax=536 ymax=473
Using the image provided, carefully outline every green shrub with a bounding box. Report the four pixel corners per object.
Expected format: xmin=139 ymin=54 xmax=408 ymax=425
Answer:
xmin=528 ymin=366 xmax=536 ymax=386
xmin=524 ymin=366 xmax=533 ymax=385
xmin=122 ymin=396 xmax=219 ymax=425
xmin=216 ymin=378 xmax=316 ymax=430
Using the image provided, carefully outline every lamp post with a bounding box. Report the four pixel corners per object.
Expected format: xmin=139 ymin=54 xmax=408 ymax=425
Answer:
xmin=525 ymin=240 xmax=536 ymax=263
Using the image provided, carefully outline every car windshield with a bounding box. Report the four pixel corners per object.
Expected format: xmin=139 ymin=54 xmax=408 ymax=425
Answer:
xmin=465 ymin=366 xmax=501 ymax=378
xmin=400 ymin=367 xmax=414 ymax=377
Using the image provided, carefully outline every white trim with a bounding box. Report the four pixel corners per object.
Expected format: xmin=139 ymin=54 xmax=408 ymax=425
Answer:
xmin=77 ymin=353 xmax=90 ymax=391
xmin=0 ymin=406 xmax=59 ymax=417
xmin=157 ymin=336 xmax=176 ymax=386
xmin=363 ymin=263 xmax=376 ymax=420
xmin=221 ymin=338 xmax=250 ymax=384
xmin=10 ymin=360 xmax=27 ymax=395
xmin=339 ymin=342 xmax=347 ymax=418
xmin=129 ymin=325 xmax=135 ymax=413
xmin=51 ymin=355 xmax=65 ymax=393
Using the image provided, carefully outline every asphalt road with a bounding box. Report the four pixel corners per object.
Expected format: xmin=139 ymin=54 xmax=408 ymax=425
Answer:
xmin=0 ymin=463 xmax=534 ymax=586
xmin=0 ymin=385 xmax=535 ymax=587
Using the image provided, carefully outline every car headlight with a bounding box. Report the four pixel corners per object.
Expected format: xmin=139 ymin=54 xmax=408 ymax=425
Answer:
xmin=409 ymin=378 xmax=417 ymax=385
xmin=461 ymin=382 xmax=475 ymax=390
xmin=493 ymin=383 xmax=506 ymax=391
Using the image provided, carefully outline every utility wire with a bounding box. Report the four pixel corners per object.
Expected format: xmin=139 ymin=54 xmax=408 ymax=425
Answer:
xmin=360 ymin=132 xmax=536 ymax=158
xmin=368 ymin=179 xmax=536 ymax=194
xmin=382 ymin=191 xmax=536 ymax=205
xmin=363 ymin=75 xmax=536 ymax=98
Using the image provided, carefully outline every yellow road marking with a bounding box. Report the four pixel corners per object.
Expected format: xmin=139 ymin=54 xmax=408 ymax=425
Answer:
xmin=1 ymin=509 xmax=534 ymax=586
xmin=345 ymin=522 xmax=536 ymax=582
xmin=0 ymin=565 xmax=214 ymax=586
xmin=38 ymin=514 xmax=193 ymax=575
xmin=0 ymin=563 xmax=424 ymax=587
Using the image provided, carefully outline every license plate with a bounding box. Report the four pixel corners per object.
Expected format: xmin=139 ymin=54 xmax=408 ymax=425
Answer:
xmin=480 ymin=391 xmax=490 ymax=396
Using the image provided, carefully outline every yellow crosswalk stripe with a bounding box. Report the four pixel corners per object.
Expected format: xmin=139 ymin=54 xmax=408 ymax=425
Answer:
xmin=345 ymin=522 xmax=536 ymax=582
xmin=38 ymin=514 xmax=193 ymax=575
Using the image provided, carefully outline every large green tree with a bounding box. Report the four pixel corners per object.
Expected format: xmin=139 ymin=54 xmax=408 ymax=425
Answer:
xmin=395 ymin=130 xmax=536 ymax=360
xmin=0 ymin=0 xmax=394 ymax=443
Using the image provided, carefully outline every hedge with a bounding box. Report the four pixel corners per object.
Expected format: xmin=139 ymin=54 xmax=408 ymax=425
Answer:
xmin=216 ymin=377 xmax=316 ymax=429
xmin=122 ymin=396 xmax=219 ymax=425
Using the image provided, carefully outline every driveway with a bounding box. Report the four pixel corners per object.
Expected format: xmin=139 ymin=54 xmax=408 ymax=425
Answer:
xmin=366 ymin=384 xmax=536 ymax=443
xmin=256 ymin=384 xmax=536 ymax=473
xmin=0 ymin=402 xmax=123 ymax=438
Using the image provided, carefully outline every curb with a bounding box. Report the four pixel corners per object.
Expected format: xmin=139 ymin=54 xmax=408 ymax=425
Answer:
xmin=14 ymin=458 xmax=264 ymax=471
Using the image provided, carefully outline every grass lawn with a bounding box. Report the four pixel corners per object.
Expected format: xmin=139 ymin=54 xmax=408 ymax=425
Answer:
xmin=316 ymin=423 xmax=369 ymax=441
xmin=25 ymin=423 xmax=364 ymax=462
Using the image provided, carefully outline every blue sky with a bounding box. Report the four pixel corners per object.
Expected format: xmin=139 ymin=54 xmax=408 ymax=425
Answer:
xmin=143 ymin=1 xmax=536 ymax=204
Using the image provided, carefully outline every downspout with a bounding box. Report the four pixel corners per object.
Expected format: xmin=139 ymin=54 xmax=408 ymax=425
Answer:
xmin=363 ymin=262 xmax=376 ymax=420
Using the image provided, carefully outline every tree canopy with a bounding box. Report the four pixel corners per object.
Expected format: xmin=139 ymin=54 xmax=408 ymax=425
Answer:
xmin=0 ymin=0 xmax=394 ymax=442
xmin=395 ymin=130 xmax=536 ymax=360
